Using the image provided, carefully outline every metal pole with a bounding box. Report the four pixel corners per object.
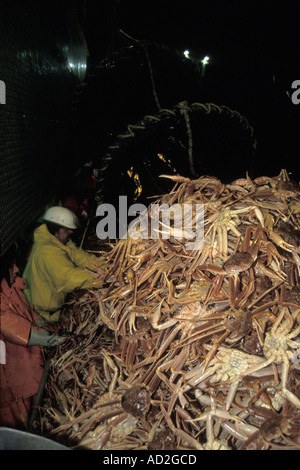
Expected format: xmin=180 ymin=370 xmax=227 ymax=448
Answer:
xmin=28 ymin=357 xmax=51 ymax=432
xmin=79 ymin=215 xmax=91 ymax=250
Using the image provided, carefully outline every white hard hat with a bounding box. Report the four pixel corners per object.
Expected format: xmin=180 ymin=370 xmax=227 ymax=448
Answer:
xmin=43 ymin=206 xmax=79 ymax=229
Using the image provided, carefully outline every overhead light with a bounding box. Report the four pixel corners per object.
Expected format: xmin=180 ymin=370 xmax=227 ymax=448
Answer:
xmin=183 ymin=50 xmax=190 ymax=58
xmin=201 ymin=56 xmax=210 ymax=65
xmin=201 ymin=56 xmax=210 ymax=77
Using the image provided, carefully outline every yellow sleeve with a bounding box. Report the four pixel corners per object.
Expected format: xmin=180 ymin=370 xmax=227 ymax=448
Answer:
xmin=67 ymin=241 xmax=97 ymax=270
xmin=67 ymin=241 xmax=109 ymax=272
xmin=42 ymin=245 xmax=98 ymax=293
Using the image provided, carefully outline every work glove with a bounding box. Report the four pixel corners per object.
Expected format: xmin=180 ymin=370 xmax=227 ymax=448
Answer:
xmin=28 ymin=326 xmax=65 ymax=347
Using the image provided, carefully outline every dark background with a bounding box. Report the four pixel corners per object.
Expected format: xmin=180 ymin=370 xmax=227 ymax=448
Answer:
xmin=1 ymin=0 xmax=299 ymax=254
xmin=81 ymin=0 xmax=300 ymax=203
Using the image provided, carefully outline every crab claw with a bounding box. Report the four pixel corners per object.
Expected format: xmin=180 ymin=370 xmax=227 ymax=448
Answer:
xmin=159 ymin=174 xmax=192 ymax=183
xmin=269 ymin=231 xmax=300 ymax=254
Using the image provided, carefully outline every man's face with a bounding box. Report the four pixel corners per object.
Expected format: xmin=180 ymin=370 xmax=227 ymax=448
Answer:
xmin=9 ymin=262 xmax=19 ymax=285
xmin=55 ymin=227 xmax=73 ymax=244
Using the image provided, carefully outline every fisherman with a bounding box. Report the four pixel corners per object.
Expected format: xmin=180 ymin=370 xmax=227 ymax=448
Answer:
xmin=61 ymin=161 xmax=97 ymax=223
xmin=0 ymin=246 xmax=64 ymax=429
xmin=23 ymin=206 xmax=106 ymax=323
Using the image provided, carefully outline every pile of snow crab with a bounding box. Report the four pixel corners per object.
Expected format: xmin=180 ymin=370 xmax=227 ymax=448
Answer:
xmin=36 ymin=169 xmax=300 ymax=450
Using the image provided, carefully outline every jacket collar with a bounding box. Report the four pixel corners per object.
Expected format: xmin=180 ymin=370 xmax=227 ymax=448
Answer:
xmin=1 ymin=276 xmax=26 ymax=293
xmin=34 ymin=224 xmax=73 ymax=250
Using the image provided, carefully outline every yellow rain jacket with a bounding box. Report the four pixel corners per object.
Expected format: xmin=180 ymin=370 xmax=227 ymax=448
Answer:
xmin=23 ymin=224 xmax=101 ymax=322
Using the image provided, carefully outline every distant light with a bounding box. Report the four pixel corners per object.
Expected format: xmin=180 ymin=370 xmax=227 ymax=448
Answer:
xmin=201 ymin=56 xmax=210 ymax=65
xmin=183 ymin=50 xmax=190 ymax=58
